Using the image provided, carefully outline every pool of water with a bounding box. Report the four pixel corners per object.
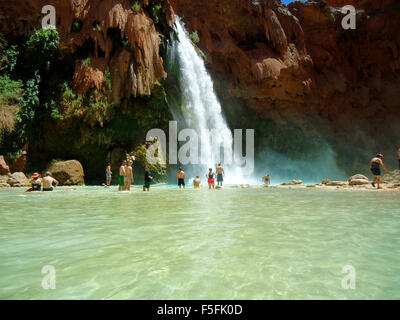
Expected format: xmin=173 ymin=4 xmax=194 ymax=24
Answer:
xmin=0 ymin=186 xmax=399 ymax=299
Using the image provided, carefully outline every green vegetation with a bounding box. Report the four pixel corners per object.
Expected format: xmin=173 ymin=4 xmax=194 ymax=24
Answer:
xmin=60 ymin=68 xmax=113 ymax=127
xmin=72 ymin=20 xmax=83 ymax=33
xmin=26 ymin=26 xmax=59 ymax=62
xmin=151 ymin=4 xmax=163 ymax=24
xmin=1 ymin=45 xmax=18 ymax=72
xmin=0 ymin=75 xmax=22 ymax=104
xmin=141 ymin=25 xmax=147 ymax=31
xmin=189 ymin=31 xmax=200 ymax=44
xmin=93 ymin=22 xmax=101 ymax=32
xmin=83 ymin=57 xmax=91 ymax=67
xmin=131 ymin=1 xmax=141 ymax=13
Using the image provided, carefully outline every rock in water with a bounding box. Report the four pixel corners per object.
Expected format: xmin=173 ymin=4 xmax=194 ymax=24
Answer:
xmin=47 ymin=160 xmax=85 ymax=186
xmin=383 ymin=170 xmax=400 ymax=184
xmin=7 ymin=172 xmax=30 ymax=187
xmin=0 ymin=156 xmax=10 ymax=175
xmin=348 ymin=174 xmax=369 ymax=185
xmin=326 ymin=181 xmax=347 ymax=186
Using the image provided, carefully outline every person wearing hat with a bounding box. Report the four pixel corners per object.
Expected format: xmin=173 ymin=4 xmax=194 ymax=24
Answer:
xmin=42 ymin=171 xmax=59 ymax=191
xmin=29 ymin=173 xmax=42 ymax=192
xmin=370 ymin=154 xmax=388 ymax=189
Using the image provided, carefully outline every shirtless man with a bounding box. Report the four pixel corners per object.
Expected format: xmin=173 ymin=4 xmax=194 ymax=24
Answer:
xmin=126 ymin=161 xmax=134 ymax=191
xmin=216 ymin=163 xmax=224 ymax=186
xmin=193 ymin=176 xmax=201 ymax=189
xmin=263 ymin=174 xmax=270 ymax=185
xmin=370 ymin=154 xmax=388 ymax=189
xmin=106 ymin=163 xmax=112 ymax=186
xmin=177 ymin=168 xmax=186 ymax=189
xmin=206 ymin=168 xmax=215 ymax=189
xmin=42 ymin=172 xmax=59 ymax=191
xmin=119 ymin=160 xmax=127 ymax=191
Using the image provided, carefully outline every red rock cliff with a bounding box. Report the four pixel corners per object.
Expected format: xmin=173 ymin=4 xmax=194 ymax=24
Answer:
xmin=0 ymin=0 xmax=175 ymax=99
xmin=170 ymin=0 xmax=400 ymax=169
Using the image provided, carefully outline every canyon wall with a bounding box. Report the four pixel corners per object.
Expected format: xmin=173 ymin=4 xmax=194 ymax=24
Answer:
xmin=0 ymin=0 xmax=175 ymax=181
xmin=170 ymin=0 xmax=400 ymax=175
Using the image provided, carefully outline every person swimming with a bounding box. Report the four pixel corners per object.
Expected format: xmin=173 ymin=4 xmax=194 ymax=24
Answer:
xmin=193 ymin=176 xmax=201 ymax=189
xmin=206 ymin=168 xmax=215 ymax=189
xmin=370 ymin=154 xmax=388 ymax=189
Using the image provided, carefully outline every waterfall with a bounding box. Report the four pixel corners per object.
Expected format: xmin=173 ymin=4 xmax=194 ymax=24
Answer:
xmin=167 ymin=17 xmax=250 ymax=184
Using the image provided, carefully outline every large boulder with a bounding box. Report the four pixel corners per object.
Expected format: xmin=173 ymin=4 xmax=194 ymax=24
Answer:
xmin=348 ymin=174 xmax=370 ymax=186
xmin=0 ymin=156 xmax=10 ymax=175
xmin=7 ymin=172 xmax=30 ymax=187
xmin=0 ymin=175 xmax=10 ymax=188
xmin=47 ymin=160 xmax=85 ymax=186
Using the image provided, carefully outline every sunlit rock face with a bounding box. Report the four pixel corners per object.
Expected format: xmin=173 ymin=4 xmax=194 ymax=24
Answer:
xmin=170 ymin=0 xmax=400 ymax=172
xmin=0 ymin=0 xmax=175 ymax=99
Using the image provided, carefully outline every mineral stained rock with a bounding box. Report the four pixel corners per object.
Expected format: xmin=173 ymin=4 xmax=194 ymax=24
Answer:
xmin=47 ymin=160 xmax=85 ymax=186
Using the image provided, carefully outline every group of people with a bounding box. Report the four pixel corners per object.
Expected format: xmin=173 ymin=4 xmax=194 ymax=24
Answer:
xmin=177 ymin=164 xmax=225 ymax=190
xmin=111 ymin=159 xmax=153 ymax=192
xmin=27 ymin=172 xmax=59 ymax=192
xmin=103 ymin=151 xmax=396 ymax=191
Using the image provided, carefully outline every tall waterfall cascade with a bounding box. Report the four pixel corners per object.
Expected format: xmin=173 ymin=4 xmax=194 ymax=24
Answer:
xmin=167 ymin=17 xmax=252 ymax=184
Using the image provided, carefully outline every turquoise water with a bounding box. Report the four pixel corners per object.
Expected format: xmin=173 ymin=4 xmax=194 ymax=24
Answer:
xmin=0 ymin=186 xmax=399 ymax=299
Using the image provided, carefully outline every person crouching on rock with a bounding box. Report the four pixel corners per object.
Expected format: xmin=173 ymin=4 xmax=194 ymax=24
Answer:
xmin=29 ymin=172 xmax=42 ymax=192
xmin=42 ymin=172 xmax=59 ymax=191
xmin=370 ymin=154 xmax=388 ymax=189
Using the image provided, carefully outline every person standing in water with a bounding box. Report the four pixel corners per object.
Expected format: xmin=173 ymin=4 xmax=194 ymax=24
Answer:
xmin=193 ymin=176 xmax=201 ymax=189
xmin=370 ymin=154 xmax=388 ymax=189
xmin=42 ymin=172 xmax=59 ymax=191
xmin=143 ymin=165 xmax=153 ymax=191
xmin=126 ymin=161 xmax=134 ymax=191
xmin=177 ymin=168 xmax=186 ymax=189
xmin=119 ymin=160 xmax=127 ymax=191
xmin=106 ymin=163 xmax=112 ymax=186
xmin=216 ymin=163 xmax=224 ymax=186
xmin=206 ymin=168 xmax=215 ymax=189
